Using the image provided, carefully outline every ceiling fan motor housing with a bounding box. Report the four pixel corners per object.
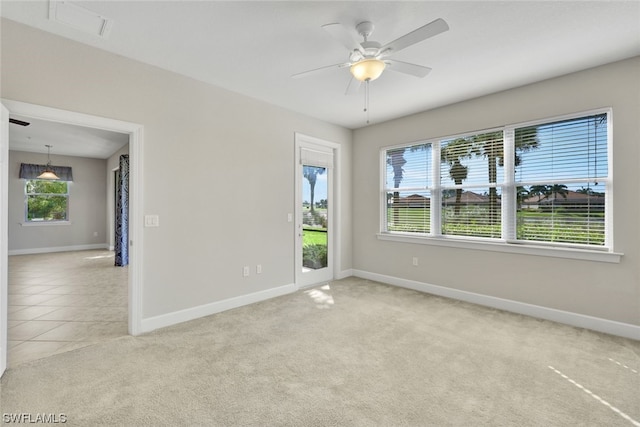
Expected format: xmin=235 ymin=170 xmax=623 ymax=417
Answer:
xmin=361 ymin=41 xmax=382 ymax=58
xmin=356 ymin=21 xmax=375 ymax=39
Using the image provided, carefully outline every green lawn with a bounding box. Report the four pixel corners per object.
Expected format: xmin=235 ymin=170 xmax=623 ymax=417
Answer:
xmin=386 ymin=207 xmax=605 ymax=245
xmin=303 ymin=228 xmax=327 ymax=246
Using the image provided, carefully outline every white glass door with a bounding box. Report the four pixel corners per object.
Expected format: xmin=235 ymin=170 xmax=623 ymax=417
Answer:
xmin=295 ymin=136 xmax=334 ymax=288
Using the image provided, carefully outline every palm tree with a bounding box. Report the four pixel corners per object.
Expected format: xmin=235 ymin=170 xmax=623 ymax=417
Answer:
xmin=438 ymin=132 xmax=505 ymax=222
xmin=516 ymin=186 xmax=530 ymax=209
xmin=529 ymin=185 xmax=550 ymax=202
xmin=303 ymin=166 xmax=325 ymax=212
xmin=577 ymin=186 xmax=593 ymax=195
xmin=391 ymin=129 xmax=540 ymax=226
xmin=577 ymin=186 xmax=604 ymax=197
xmin=477 ymin=128 xmax=539 ymax=224
xmin=441 ymin=138 xmax=473 ymax=215
xmin=475 ymin=131 xmax=503 ymax=224
xmin=549 ymin=184 xmax=569 ymax=201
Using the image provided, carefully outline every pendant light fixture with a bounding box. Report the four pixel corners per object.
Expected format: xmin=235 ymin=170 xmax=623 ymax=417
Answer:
xmin=37 ymin=145 xmax=60 ymax=180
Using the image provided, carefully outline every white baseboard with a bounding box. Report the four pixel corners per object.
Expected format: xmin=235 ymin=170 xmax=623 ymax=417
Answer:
xmin=8 ymin=243 xmax=109 ymax=256
xmin=352 ymin=269 xmax=640 ymax=341
xmin=335 ymin=269 xmax=353 ymax=280
xmin=140 ymin=283 xmax=297 ymax=334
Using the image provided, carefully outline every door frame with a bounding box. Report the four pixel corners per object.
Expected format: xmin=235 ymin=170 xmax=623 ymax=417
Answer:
xmin=0 ymin=103 xmax=9 ymax=377
xmin=0 ymin=100 xmax=144 ymax=377
xmin=294 ymin=133 xmax=341 ymax=288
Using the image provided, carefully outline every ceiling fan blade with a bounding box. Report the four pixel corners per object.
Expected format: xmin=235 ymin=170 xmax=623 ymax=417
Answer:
xmin=291 ymin=62 xmax=350 ymax=79
xmin=385 ymin=60 xmax=432 ymax=78
xmin=322 ymin=23 xmax=363 ymax=53
xmin=379 ymin=18 xmax=449 ymax=56
xmin=345 ymin=77 xmax=361 ymax=95
xmin=9 ymin=118 xmax=30 ymax=126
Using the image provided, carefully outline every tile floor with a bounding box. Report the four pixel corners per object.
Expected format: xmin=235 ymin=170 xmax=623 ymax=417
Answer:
xmin=7 ymin=249 xmax=128 ymax=367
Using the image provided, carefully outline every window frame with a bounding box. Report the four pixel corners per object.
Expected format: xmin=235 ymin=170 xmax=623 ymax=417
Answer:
xmin=23 ymin=179 xmax=71 ymax=225
xmin=379 ymin=108 xmax=620 ymax=263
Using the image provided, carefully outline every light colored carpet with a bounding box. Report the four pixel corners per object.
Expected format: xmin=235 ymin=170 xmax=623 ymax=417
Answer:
xmin=1 ymin=277 xmax=639 ymax=426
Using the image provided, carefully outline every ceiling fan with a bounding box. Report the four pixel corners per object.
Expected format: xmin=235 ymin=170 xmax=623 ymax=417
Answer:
xmin=292 ymin=18 xmax=449 ymax=94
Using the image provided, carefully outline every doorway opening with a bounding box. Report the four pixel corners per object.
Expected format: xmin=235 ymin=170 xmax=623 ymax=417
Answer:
xmin=0 ymin=100 xmax=143 ymax=374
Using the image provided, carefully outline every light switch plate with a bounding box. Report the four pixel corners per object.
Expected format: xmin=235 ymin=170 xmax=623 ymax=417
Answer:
xmin=144 ymin=215 xmax=159 ymax=227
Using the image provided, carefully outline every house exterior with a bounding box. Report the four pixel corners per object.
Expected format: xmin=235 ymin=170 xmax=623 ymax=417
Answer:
xmin=395 ymin=194 xmax=430 ymax=208
xmin=395 ymin=191 xmax=500 ymax=208
xmin=522 ymin=190 xmax=605 ymax=211
xmin=442 ymin=191 xmax=499 ymax=206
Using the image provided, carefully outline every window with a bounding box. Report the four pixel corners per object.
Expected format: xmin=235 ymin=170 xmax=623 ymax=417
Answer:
xmin=385 ymin=143 xmax=432 ymax=233
xmin=440 ymin=131 xmax=504 ymax=239
xmin=514 ymin=114 xmax=608 ymax=246
xmin=381 ymin=109 xmax=611 ymax=251
xmin=25 ymin=180 xmax=69 ymax=222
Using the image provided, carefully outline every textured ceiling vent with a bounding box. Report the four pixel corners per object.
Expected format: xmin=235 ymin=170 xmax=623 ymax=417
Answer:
xmin=49 ymin=1 xmax=113 ymax=39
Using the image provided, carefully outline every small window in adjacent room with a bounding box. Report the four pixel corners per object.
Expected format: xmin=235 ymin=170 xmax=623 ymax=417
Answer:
xmin=24 ymin=179 xmax=69 ymax=222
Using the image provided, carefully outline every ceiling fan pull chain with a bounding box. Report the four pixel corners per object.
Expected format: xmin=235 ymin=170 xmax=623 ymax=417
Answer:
xmin=365 ymin=80 xmax=370 ymax=124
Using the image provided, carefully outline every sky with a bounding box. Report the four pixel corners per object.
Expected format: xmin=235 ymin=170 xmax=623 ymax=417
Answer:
xmin=302 ymin=166 xmax=328 ymax=204
xmin=385 ymin=114 xmax=608 ymax=195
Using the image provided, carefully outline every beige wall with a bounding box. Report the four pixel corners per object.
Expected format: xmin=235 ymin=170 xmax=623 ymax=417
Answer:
xmin=7 ymin=150 xmax=107 ymax=252
xmin=1 ymin=19 xmax=352 ymax=319
xmin=352 ymin=57 xmax=640 ymax=326
xmin=3 ymin=17 xmax=636 ymax=331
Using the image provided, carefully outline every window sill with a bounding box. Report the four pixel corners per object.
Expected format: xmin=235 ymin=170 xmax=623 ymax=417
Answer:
xmin=20 ymin=221 xmax=71 ymax=227
xmin=376 ymin=233 xmax=622 ymax=263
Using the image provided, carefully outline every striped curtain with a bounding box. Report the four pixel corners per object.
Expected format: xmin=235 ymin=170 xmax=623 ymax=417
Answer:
xmin=115 ymin=155 xmax=129 ymax=267
xmin=19 ymin=163 xmax=73 ymax=181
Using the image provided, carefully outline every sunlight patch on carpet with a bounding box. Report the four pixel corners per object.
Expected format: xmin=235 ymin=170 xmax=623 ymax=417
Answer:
xmin=608 ymin=358 xmax=639 ymax=376
xmin=304 ymin=284 xmax=334 ymax=309
xmin=548 ymin=365 xmax=640 ymax=426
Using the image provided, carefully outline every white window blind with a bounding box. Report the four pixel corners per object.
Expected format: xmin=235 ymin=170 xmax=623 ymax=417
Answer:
xmin=384 ymin=143 xmax=432 ymax=233
xmin=380 ymin=109 xmax=611 ymax=251
xmin=440 ymin=131 xmax=504 ymax=239
xmin=514 ymin=113 xmax=608 ymax=246
xmin=300 ymin=147 xmax=333 ymax=169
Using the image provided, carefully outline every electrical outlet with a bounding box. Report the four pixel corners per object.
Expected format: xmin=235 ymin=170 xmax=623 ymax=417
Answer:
xmin=256 ymin=264 xmax=262 ymax=274
xmin=243 ymin=266 xmax=250 ymax=277
xmin=412 ymin=257 xmax=419 ymax=266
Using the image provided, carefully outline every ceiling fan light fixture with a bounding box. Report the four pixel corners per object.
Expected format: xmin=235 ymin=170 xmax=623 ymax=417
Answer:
xmin=350 ymin=59 xmax=386 ymax=82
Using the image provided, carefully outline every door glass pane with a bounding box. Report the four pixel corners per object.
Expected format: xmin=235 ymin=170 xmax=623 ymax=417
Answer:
xmin=302 ymin=165 xmax=328 ymax=271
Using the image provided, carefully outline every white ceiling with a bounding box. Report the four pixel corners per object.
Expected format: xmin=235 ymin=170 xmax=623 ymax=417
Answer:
xmin=9 ymin=114 xmax=129 ymax=159
xmin=2 ymin=1 xmax=640 ymax=155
